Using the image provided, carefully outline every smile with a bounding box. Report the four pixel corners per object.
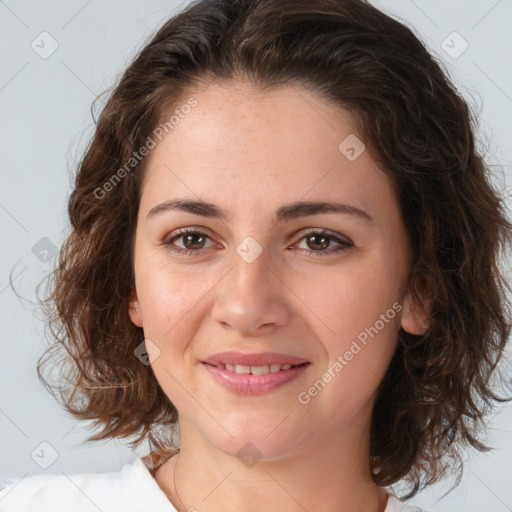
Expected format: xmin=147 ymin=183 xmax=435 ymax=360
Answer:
xmin=206 ymin=362 xmax=305 ymax=375
xmin=202 ymin=362 xmax=310 ymax=395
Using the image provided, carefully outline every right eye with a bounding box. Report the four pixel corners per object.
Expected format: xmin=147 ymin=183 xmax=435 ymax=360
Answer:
xmin=162 ymin=228 xmax=218 ymax=257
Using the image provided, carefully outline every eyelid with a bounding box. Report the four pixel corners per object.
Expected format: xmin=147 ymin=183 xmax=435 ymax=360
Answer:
xmin=162 ymin=227 xmax=218 ymax=250
xmin=296 ymin=227 xmax=353 ymax=246
xmin=162 ymin=226 xmax=353 ymax=257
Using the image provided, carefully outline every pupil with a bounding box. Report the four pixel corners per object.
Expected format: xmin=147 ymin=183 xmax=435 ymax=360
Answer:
xmin=186 ymin=233 xmax=204 ymax=249
xmin=308 ymin=234 xmax=329 ymax=250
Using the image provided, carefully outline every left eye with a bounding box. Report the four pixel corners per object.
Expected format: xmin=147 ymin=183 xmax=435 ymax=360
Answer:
xmin=162 ymin=228 xmax=352 ymax=257
xmin=294 ymin=230 xmax=352 ymax=255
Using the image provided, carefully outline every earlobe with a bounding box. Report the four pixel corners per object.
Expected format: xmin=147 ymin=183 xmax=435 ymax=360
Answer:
xmin=400 ymin=293 xmax=431 ymax=335
xmin=128 ymin=290 xmax=143 ymax=328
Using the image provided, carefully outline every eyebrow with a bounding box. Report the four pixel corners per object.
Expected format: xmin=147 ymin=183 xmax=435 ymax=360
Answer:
xmin=146 ymin=199 xmax=373 ymax=223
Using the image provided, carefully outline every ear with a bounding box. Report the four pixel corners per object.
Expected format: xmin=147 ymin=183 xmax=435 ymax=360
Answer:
xmin=400 ymin=291 xmax=431 ymax=335
xmin=128 ymin=289 xmax=144 ymax=328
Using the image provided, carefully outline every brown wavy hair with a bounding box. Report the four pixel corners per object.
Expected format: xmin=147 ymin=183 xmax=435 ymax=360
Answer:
xmin=37 ymin=0 xmax=512 ymax=498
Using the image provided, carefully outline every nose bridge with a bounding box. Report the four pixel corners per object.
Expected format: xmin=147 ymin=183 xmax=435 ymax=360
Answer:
xmin=212 ymin=240 xmax=290 ymax=334
xmin=228 ymin=230 xmax=273 ymax=290
xmin=233 ymin=244 xmax=271 ymax=293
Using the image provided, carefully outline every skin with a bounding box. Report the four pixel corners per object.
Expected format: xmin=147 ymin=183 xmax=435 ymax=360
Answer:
xmin=128 ymin=80 xmax=429 ymax=512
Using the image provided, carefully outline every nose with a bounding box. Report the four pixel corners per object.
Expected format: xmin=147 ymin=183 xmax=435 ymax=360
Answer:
xmin=211 ymin=246 xmax=291 ymax=337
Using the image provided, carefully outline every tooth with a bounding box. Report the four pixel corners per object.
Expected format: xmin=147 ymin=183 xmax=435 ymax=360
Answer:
xmin=251 ymin=365 xmax=270 ymax=375
xmin=225 ymin=364 xmax=236 ymax=372
xmin=235 ymin=364 xmax=251 ymax=374
xmin=281 ymin=364 xmax=292 ymax=370
xmin=270 ymin=364 xmax=282 ymax=373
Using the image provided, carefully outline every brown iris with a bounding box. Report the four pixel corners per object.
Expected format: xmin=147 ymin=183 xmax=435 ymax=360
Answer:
xmin=306 ymin=234 xmax=330 ymax=251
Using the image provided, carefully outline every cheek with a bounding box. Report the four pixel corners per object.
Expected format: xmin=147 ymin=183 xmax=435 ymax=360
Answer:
xmin=297 ymin=289 xmax=400 ymax=424
xmin=136 ymin=266 xmax=210 ymax=399
xmin=291 ymin=252 xmax=403 ymax=405
xmin=135 ymin=260 xmax=210 ymax=345
xmin=293 ymin=252 xmax=403 ymax=343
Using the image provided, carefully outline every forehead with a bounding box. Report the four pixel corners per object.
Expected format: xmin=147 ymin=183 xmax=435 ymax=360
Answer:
xmin=140 ymin=81 xmax=397 ymax=225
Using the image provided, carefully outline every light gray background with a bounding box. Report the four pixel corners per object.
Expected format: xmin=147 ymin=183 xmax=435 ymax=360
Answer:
xmin=1 ymin=1 xmax=511 ymax=511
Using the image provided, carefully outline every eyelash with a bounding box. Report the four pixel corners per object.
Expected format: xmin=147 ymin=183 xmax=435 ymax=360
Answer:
xmin=162 ymin=228 xmax=352 ymax=258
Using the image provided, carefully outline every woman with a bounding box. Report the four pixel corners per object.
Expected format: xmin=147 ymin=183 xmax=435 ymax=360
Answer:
xmin=1 ymin=0 xmax=510 ymax=511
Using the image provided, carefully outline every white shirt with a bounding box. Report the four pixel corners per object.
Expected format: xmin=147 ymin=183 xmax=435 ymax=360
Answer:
xmin=0 ymin=457 xmax=429 ymax=512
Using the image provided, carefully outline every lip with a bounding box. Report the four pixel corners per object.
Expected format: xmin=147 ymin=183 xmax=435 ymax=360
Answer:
xmin=202 ymin=351 xmax=310 ymax=367
xmin=202 ymin=362 xmax=310 ymax=395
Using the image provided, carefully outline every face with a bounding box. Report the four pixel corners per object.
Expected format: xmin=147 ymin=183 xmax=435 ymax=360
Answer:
xmin=128 ymin=81 xmax=428 ymax=460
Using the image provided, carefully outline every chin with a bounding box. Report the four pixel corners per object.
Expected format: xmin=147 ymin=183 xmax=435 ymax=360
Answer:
xmin=198 ymin=418 xmax=307 ymax=463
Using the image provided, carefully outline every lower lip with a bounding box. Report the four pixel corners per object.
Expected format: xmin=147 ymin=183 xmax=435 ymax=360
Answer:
xmin=202 ymin=363 xmax=310 ymax=395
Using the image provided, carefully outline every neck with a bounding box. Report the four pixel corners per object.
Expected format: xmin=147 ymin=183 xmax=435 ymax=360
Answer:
xmin=154 ymin=415 xmax=389 ymax=512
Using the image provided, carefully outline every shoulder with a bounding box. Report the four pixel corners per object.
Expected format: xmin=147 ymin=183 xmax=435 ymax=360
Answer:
xmin=0 ymin=457 xmax=176 ymax=512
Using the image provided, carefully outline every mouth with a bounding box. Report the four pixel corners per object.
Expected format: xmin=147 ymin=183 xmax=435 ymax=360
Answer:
xmin=201 ymin=357 xmax=311 ymax=395
xmin=201 ymin=351 xmax=311 ymax=394
xmin=203 ymin=362 xmax=309 ymax=375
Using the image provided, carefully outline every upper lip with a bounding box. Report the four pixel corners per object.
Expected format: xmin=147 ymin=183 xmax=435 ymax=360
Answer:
xmin=203 ymin=351 xmax=310 ymax=367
